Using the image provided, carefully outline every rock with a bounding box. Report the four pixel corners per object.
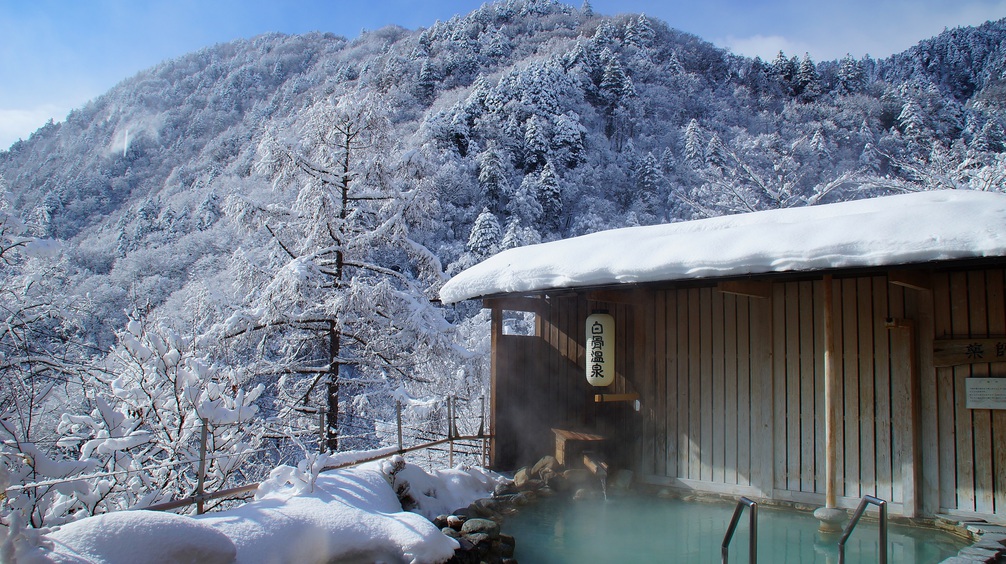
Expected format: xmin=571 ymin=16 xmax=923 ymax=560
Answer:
xmin=967 ymin=523 xmax=1006 ymax=535
xmin=451 ymin=507 xmax=472 ymax=519
xmin=449 ymin=537 xmax=479 ymax=564
xmin=462 ymin=517 xmax=501 ymax=539
xmin=434 ymin=514 xmax=450 ymax=529
xmin=470 ymin=497 xmax=505 ymax=518
xmin=511 ymin=491 xmax=534 ymax=506
xmin=563 ymin=468 xmax=592 ymax=486
xmin=573 ymin=488 xmax=601 ymax=500
xmin=447 ymin=514 xmax=466 ymax=530
xmin=609 ymin=469 xmax=633 ymax=490
xmin=523 ymin=478 xmax=545 ymax=491
xmin=494 ymin=482 xmax=518 ymax=497
xmin=539 ymin=468 xmax=557 ymax=484
xmin=468 ymin=505 xmax=495 ymax=519
xmin=545 ymin=472 xmax=568 ymax=492
xmin=465 ymin=532 xmax=492 ymax=551
xmin=957 ymin=546 xmax=1001 ymax=562
xmin=974 ymin=536 xmax=1006 ymax=551
xmin=531 ymin=455 xmax=559 ymax=477
xmin=499 ymin=533 xmax=516 ymax=557
xmin=442 ymin=527 xmax=461 ymax=539
xmin=513 ymin=467 xmax=531 ymax=488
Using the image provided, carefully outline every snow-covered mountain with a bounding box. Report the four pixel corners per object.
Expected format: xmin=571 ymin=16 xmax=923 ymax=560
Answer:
xmin=1 ymin=0 xmax=1003 ymax=527
xmin=2 ymin=1 xmax=1004 ymax=340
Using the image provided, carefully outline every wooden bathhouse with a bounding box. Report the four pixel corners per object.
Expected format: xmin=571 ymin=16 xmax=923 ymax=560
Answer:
xmin=440 ymin=190 xmax=1006 ymax=520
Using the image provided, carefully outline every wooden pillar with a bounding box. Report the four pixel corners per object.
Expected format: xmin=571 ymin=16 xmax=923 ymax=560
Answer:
xmin=489 ymin=303 xmax=502 ymax=467
xmin=815 ymin=274 xmax=845 ymax=532
xmin=824 ymin=274 xmax=838 ymax=508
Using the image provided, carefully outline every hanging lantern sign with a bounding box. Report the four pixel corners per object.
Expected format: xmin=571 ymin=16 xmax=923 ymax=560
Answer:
xmin=585 ymin=312 xmax=615 ymax=387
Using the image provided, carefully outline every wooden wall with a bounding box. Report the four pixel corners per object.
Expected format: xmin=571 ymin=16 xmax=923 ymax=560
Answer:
xmin=932 ymin=268 xmax=1006 ymax=517
xmin=487 ymin=266 xmax=1006 ymax=519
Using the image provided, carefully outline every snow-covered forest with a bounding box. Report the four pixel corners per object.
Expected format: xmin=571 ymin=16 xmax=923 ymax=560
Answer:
xmin=1 ymin=0 xmax=1005 ymax=533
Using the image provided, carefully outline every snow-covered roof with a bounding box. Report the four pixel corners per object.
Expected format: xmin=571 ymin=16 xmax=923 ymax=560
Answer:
xmin=440 ymin=190 xmax=1006 ymax=304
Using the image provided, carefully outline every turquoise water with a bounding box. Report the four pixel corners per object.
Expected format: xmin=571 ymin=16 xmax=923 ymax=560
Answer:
xmin=505 ymin=494 xmax=968 ymax=563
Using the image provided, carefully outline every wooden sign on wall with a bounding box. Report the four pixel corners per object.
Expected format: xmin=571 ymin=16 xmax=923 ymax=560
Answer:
xmin=933 ymin=338 xmax=1006 ymax=367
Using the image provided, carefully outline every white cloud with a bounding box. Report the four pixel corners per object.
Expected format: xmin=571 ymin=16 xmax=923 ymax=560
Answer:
xmin=0 ymin=105 xmax=68 ymax=150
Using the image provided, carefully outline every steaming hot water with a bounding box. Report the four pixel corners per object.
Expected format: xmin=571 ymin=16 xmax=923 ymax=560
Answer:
xmin=505 ymin=494 xmax=967 ymax=563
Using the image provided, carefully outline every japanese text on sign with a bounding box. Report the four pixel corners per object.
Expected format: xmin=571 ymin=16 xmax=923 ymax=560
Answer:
xmin=933 ymin=338 xmax=1006 ymax=367
xmin=966 ymin=378 xmax=1006 ymax=410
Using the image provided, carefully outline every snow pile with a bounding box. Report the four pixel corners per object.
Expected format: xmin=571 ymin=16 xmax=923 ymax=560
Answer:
xmin=440 ymin=190 xmax=1006 ymax=303
xmin=40 ymin=511 xmax=235 ymax=564
xmin=29 ymin=457 xmax=501 ymax=564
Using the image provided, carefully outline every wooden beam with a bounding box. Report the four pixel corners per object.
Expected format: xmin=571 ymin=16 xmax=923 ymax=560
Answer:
xmin=889 ymin=270 xmax=932 ymax=292
xmin=593 ymin=392 xmax=640 ymax=403
xmin=717 ymin=280 xmax=772 ymax=299
xmin=586 ymin=289 xmax=647 ymax=306
xmin=482 ymin=296 xmax=549 ymax=314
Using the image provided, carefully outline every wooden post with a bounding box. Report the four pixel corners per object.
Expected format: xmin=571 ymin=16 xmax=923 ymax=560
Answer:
xmin=196 ymin=418 xmax=208 ymax=515
xmin=479 ymin=395 xmax=487 ymax=468
xmin=815 ymin=274 xmax=845 ymax=532
xmin=448 ymin=396 xmax=455 ymax=467
xmin=396 ymin=400 xmax=403 ymax=452
xmin=318 ymin=409 xmax=327 ymax=454
xmin=824 ymin=275 xmax=837 ymax=509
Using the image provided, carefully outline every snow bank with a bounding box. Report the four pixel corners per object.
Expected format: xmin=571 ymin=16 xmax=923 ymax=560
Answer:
xmin=45 ymin=511 xmax=235 ymax=564
xmin=34 ymin=458 xmax=502 ymax=564
xmin=440 ymin=190 xmax=1006 ymax=303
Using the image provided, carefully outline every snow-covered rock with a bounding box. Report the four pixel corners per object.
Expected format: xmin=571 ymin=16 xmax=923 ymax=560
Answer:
xmin=32 ymin=459 xmax=501 ymax=564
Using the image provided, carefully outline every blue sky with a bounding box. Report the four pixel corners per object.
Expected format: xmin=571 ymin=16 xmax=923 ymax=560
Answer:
xmin=2 ymin=0 xmax=1005 ymax=149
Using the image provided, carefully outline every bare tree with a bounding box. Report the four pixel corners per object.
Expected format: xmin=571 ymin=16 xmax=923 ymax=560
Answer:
xmin=224 ymin=95 xmax=452 ymax=452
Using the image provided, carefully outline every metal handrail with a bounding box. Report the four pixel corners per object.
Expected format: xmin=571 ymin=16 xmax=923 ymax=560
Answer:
xmin=721 ymin=496 xmax=758 ymax=564
xmin=838 ymin=495 xmax=888 ymax=564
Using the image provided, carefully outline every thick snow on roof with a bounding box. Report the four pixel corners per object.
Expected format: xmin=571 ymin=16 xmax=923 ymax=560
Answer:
xmin=440 ymin=190 xmax=1006 ymax=304
xmin=38 ymin=456 xmax=501 ymax=564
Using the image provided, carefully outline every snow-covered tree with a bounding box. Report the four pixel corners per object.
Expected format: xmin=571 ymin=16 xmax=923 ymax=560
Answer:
xmin=795 ymin=54 xmax=820 ymax=101
xmin=634 ymin=151 xmax=663 ymax=214
xmin=898 ymin=99 xmax=927 ymax=139
xmin=2 ymin=319 xmax=264 ymax=527
xmin=466 ymin=207 xmax=502 ymax=259
xmin=226 ymin=95 xmax=453 ymax=453
xmin=536 ymin=161 xmax=563 ymax=232
xmin=477 ymin=142 xmax=511 ymax=213
xmin=683 ymin=119 xmax=704 ymax=165
xmin=837 ymin=54 xmax=864 ymax=93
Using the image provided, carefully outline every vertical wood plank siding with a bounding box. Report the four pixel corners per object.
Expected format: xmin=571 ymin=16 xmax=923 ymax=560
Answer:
xmin=932 ymin=269 xmax=1006 ymax=516
xmin=488 ymin=266 xmax=1006 ymax=518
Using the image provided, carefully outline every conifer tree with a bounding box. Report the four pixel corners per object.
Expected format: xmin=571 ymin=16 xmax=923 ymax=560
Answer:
xmin=683 ymin=119 xmax=705 ymax=165
xmin=478 ymin=142 xmax=511 ymax=212
xmin=796 ymin=54 xmax=820 ymax=101
xmin=523 ymin=115 xmax=549 ymax=171
xmin=508 ymin=174 xmax=544 ymax=228
xmin=466 ymin=207 xmax=502 ymax=258
xmin=837 ymin=54 xmax=864 ymax=93
xmin=536 ymin=161 xmax=563 ymax=231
